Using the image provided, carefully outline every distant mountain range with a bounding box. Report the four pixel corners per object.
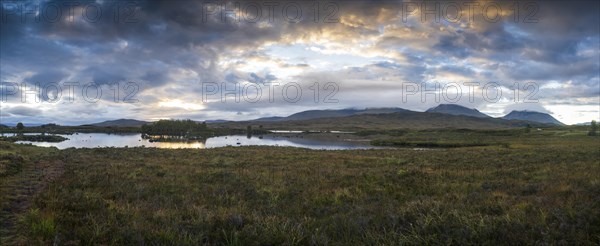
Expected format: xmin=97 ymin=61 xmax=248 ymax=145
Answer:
xmin=424 ymin=105 xmax=564 ymax=125
xmin=502 ymin=110 xmax=564 ymax=126
xmin=220 ymin=110 xmax=547 ymax=130
xmin=0 ymin=122 xmax=43 ymax=127
xmin=253 ymin=108 xmax=409 ymax=121
xmin=58 ymin=104 xmax=565 ymax=128
xmin=251 ymin=105 xmax=563 ymax=126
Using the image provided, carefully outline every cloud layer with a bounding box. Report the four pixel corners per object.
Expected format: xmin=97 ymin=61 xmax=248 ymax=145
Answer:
xmin=1 ymin=0 xmax=599 ymax=125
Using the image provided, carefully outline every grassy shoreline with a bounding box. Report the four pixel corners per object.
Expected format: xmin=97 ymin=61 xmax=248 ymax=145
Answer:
xmin=0 ymin=135 xmax=68 ymax=143
xmin=1 ymin=129 xmax=599 ymax=245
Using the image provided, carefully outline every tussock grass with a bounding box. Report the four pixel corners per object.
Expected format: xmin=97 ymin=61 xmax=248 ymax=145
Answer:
xmin=1 ymin=129 xmax=599 ymax=245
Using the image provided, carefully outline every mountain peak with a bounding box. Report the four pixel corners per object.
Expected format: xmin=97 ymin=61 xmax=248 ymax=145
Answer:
xmin=88 ymin=119 xmax=149 ymax=127
xmin=426 ymin=104 xmax=490 ymax=118
xmin=502 ymin=111 xmax=564 ymax=125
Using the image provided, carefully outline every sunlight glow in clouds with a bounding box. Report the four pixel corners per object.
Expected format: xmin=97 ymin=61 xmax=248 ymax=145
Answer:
xmin=0 ymin=0 xmax=598 ymax=125
xmin=158 ymin=100 xmax=206 ymax=111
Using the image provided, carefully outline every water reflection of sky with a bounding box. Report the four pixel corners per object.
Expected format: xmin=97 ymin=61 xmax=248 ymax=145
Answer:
xmin=13 ymin=133 xmax=375 ymax=150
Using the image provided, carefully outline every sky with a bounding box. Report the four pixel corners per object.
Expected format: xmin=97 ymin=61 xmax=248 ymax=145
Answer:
xmin=0 ymin=0 xmax=599 ymax=125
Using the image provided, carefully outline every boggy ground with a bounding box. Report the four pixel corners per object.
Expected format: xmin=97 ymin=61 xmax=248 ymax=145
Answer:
xmin=0 ymin=128 xmax=598 ymax=245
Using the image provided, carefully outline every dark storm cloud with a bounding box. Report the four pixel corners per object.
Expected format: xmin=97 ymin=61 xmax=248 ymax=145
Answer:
xmin=3 ymin=1 xmax=596 ymax=82
xmin=461 ymin=24 xmax=526 ymax=52
xmin=434 ymin=35 xmax=470 ymax=58
xmin=83 ymin=66 xmax=127 ymax=85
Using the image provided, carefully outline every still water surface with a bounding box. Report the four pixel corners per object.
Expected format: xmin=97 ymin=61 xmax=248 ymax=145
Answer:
xmin=12 ymin=133 xmax=375 ymax=150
